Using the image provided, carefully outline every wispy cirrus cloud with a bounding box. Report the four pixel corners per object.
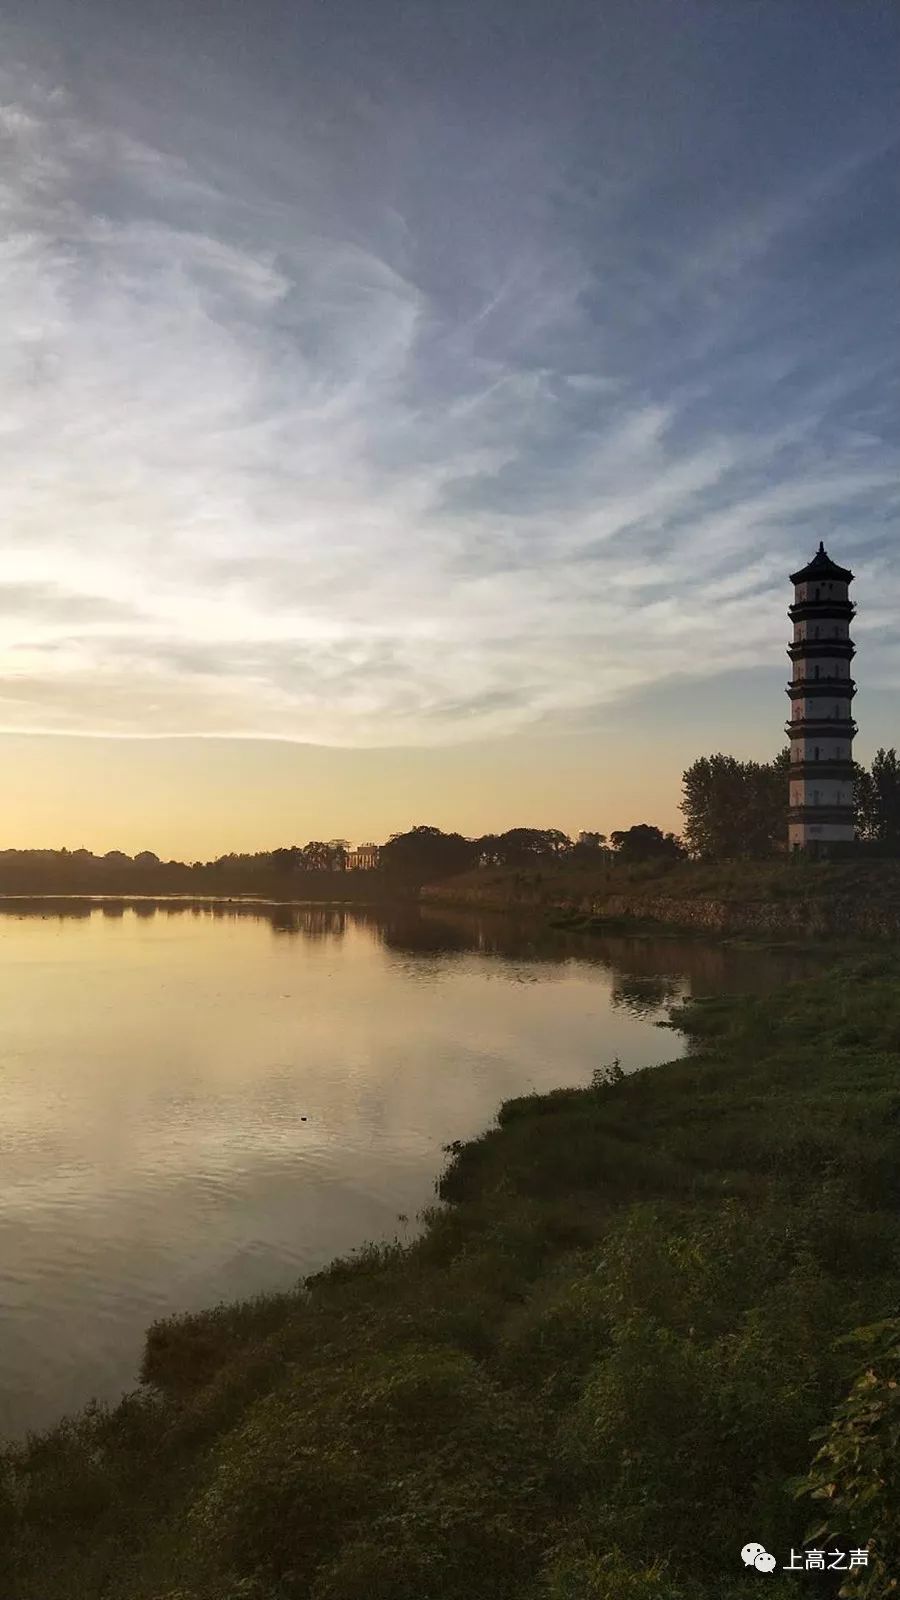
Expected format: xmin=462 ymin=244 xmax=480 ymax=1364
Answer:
xmin=0 ymin=7 xmax=898 ymax=749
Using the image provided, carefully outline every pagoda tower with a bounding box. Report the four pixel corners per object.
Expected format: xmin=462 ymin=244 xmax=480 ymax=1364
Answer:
xmin=786 ymin=543 xmax=856 ymax=853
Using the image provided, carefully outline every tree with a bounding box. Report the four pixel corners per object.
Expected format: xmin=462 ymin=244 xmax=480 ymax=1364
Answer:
xmin=868 ymin=748 xmax=900 ymax=851
xmin=379 ymin=825 xmax=477 ymax=883
xmin=475 ymin=829 xmax=572 ymax=868
xmin=608 ymin=824 xmax=686 ymax=863
xmin=680 ymin=750 xmax=790 ymax=859
xmin=570 ymin=832 xmax=609 ymax=865
xmin=300 ymin=841 xmax=332 ymax=871
xmin=855 ymin=762 xmax=878 ymax=841
xmin=271 ymin=846 xmax=304 ymax=875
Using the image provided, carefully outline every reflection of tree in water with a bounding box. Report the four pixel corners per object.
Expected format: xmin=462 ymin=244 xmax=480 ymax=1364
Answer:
xmin=610 ymin=972 xmax=685 ymax=1016
xmin=388 ymin=907 xmax=579 ymax=960
xmin=587 ymin=933 xmax=822 ymax=999
xmin=0 ymin=899 xmax=827 ymax=1003
xmin=267 ymin=906 xmax=347 ymax=940
xmin=0 ymin=898 xmax=94 ymax=921
xmin=377 ymin=910 xmax=473 ymax=954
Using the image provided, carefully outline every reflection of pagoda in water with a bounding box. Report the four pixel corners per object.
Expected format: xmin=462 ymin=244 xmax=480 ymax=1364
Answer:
xmin=786 ymin=543 xmax=857 ymax=854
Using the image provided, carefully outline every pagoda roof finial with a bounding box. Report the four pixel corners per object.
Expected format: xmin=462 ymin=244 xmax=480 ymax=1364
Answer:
xmin=790 ymin=542 xmax=854 ymax=585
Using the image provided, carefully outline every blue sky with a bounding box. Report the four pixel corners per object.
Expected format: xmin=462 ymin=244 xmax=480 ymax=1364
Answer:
xmin=0 ymin=0 xmax=897 ymax=847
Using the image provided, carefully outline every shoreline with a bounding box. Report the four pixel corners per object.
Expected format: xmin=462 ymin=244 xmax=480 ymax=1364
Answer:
xmin=4 ymin=941 xmax=899 ymax=1596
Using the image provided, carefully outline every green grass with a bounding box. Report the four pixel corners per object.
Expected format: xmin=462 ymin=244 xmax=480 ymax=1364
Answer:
xmin=3 ymin=957 xmax=900 ymax=1598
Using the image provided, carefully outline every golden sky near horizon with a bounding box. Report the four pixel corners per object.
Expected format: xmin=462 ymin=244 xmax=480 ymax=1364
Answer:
xmin=0 ymin=668 xmax=889 ymax=858
xmin=0 ymin=730 xmax=691 ymax=858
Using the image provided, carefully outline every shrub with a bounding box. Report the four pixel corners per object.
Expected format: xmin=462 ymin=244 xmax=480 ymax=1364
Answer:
xmin=797 ymin=1318 xmax=900 ymax=1599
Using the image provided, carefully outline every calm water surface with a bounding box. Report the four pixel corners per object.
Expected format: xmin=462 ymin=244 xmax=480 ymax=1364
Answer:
xmin=0 ymin=899 xmax=815 ymax=1436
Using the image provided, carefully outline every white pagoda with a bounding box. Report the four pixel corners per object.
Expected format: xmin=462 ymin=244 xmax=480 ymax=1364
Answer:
xmin=786 ymin=543 xmax=856 ymax=853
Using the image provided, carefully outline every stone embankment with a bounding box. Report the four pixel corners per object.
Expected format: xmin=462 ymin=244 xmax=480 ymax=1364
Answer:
xmin=422 ymin=879 xmax=900 ymax=938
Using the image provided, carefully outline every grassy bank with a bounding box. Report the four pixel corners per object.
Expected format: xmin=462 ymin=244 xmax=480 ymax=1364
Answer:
xmin=3 ymin=958 xmax=900 ymax=1599
xmin=427 ymin=855 xmax=900 ymax=903
xmin=424 ymin=857 xmax=900 ymax=939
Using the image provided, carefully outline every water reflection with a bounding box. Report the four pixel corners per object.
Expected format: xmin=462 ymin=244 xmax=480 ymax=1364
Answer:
xmin=0 ymin=895 xmax=822 ymax=1438
xmin=0 ymin=894 xmax=820 ymax=1003
xmin=609 ymin=973 xmax=684 ymax=1017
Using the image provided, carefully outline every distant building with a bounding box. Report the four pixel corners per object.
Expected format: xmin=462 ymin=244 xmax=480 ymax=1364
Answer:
xmin=786 ymin=543 xmax=856 ymax=854
xmin=578 ymin=831 xmax=603 ymax=848
xmin=345 ymin=842 xmax=381 ymax=871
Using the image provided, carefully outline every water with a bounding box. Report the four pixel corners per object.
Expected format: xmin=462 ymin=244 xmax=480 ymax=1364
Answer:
xmin=0 ymin=898 xmax=814 ymax=1438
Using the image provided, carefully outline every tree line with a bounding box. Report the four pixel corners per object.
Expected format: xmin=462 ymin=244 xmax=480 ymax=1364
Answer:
xmin=1 ymin=748 xmax=896 ymax=894
xmin=0 ymin=821 xmax=685 ymax=896
xmin=376 ymin=823 xmax=684 ymax=881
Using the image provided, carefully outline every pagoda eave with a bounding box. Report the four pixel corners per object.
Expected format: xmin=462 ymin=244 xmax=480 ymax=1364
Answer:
xmin=786 ymin=720 xmax=857 ymax=738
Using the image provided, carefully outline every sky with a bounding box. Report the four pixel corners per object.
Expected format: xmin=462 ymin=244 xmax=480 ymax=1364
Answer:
xmin=0 ymin=0 xmax=898 ymax=856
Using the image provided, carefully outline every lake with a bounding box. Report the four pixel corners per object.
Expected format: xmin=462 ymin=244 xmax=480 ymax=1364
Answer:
xmin=0 ymin=898 xmax=813 ymax=1437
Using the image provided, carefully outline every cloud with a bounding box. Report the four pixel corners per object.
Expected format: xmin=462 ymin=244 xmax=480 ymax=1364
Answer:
xmin=0 ymin=583 xmax=142 ymax=623
xmin=0 ymin=34 xmax=897 ymax=748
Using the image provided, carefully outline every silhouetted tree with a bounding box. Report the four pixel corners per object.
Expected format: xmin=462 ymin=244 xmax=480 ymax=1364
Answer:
xmin=570 ymin=832 xmax=609 ymax=865
xmin=476 ymin=833 xmax=503 ymax=867
xmin=379 ymin=825 xmax=477 ymax=883
xmin=680 ymin=749 xmax=789 ymax=859
xmin=856 ymin=748 xmax=900 ymax=850
xmin=609 ymin=824 xmax=686 ymax=862
xmin=300 ymin=841 xmax=332 ymax=871
xmin=476 ymin=828 xmax=572 ymax=867
xmin=855 ymin=763 xmax=877 ymax=841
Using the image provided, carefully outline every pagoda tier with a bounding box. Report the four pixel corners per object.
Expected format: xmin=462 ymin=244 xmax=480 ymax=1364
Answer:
xmin=788 ymin=761 xmax=856 ymax=780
